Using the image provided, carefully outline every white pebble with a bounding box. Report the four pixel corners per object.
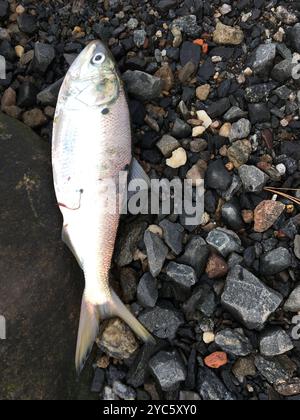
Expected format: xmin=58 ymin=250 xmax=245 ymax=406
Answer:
xmin=166 ymin=147 xmax=187 ymax=169
xmin=203 ymin=332 xmax=215 ymax=344
xmin=276 ymin=163 xmax=286 ymax=176
xmin=220 ymin=4 xmax=232 ymax=15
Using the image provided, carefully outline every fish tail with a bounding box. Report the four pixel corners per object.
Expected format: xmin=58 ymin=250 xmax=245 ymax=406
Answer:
xmin=75 ymin=289 xmax=155 ymax=374
xmin=75 ymin=292 xmax=100 ymax=374
xmin=109 ymin=290 xmax=156 ymax=346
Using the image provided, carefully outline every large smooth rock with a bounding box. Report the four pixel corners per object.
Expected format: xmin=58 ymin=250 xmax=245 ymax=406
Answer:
xmin=0 ymin=113 xmax=88 ymax=400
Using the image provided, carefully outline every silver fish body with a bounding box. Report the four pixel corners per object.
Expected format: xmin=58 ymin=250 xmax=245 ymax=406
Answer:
xmin=52 ymin=41 xmax=154 ymax=372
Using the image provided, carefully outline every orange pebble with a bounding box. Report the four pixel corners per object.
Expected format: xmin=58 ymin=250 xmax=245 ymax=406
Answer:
xmin=204 ymin=352 xmax=228 ymax=369
xmin=193 ymin=39 xmax=204 ymax=46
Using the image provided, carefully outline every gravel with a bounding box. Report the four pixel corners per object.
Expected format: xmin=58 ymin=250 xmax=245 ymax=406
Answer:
xmin=149 ymin=350 xmax=187 ymax=392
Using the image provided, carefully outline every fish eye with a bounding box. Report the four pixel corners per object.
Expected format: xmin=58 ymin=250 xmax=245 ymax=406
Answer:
xmin=92 ymin=53 xmax=105 ymax=65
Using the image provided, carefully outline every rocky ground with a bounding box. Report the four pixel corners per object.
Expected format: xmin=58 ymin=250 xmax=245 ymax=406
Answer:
xmin=2 ymin=0 xmax=300 ymax=401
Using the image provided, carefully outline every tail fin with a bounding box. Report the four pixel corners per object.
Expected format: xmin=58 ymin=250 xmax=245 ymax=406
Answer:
xmin=75 ymin=293 xmax=100 ymax=374
xmin=75 ymin=290 xmax=155 ymax=374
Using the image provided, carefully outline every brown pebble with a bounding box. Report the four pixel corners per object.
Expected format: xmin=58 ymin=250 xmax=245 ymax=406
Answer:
xmin=196 ymin=84 xmax=210 ymax=101
xmin=225 ymin=162 xmax=234 ymax=171
xmin=261 ymin=128 xmax=273 ymax=149
xmin=206 ymin=254 xmax=229 ymax=279
xmin=3 ymin=105 xmax=22 ymax=119
xmin=1 ymin=87 xmax=16 ymax=110
xmin=257 ymin=161 xmax=272 ymax=172
xmin=22 ymin=109 xmax=47 ymax=128
xmin=155 ymin=64 xmax=174 ymax=92
xmin=254 ymin=200 xmax=285 ymax=233
xmin=274 ymin=379 xmax=300 ymax=397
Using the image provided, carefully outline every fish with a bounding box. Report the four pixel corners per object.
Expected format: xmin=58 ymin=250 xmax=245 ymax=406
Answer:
xmin=52 ymin=40 xmax=155 ymax=373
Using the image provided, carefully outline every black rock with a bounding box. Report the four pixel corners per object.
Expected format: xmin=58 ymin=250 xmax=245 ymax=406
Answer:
xmin=149 ymin=350 xmax=187 ymax=392
xmin=171 ymin=118 xmax=192 ymax=138
xmin=197 ymin=368 xmax=236 ymax=400
xmin=260 ymin=328 xmax=294 ymax=356
xmin=260 ymin=247 xmax=291 ymax=276
xmin=129 ymin=100 xmax=146 ymax=126
xmin=248 ymin=103 xmax=271 ymax=124
xmin=0 ymin=40 xmax=16 ymax=62
xmin=221 ymin=265 xmax=283 ymax=330
xmin=250 ymin=43 xmax=276 ymax=76
xmin=144 ymin=231 xmax=168 ymax=277
xmin=207 ymin=98 xmax=231 ymax=118
xmin=123 ymin=70 xmax=163 ymax=101
xmin=238 ymin=165 xmax=268 ymax=192
xmin=245 ymin=83 xmax=277 ymax=103
xmin=215 ymin=329 xmax=253 ymax=356
xmin=37 ymin=78 xmax=64 ymax=106
xmin=281 ymin=141 xmax=300 ymax=160
xmin=127 ymin=342 xmax=158 ymax=388
xmin=288 ymin=23 xmax=300 ymax=53
xmin=137 ymin=273 xmax=158 ymax=309
xmin=206 ymin=228 xmax=243 ymax=258
xmin=170 ymin=15 xmax=201 ymax=38
xmin=139 ymin=304 xmax=184 ymax=339
xmin=0 ymin=0 xmax=8 ymax=17
xmin=205 ymin=160 xmax=232 ymax=191
xmin=17 ymin=82 xmax=38 ymax=108
xmin=157 ymin=0 xmax=178 ymax=13
xmin=198 ymin=58 xmax=215 ymax=82
xmin=17 ymin=14 xmax=37 ymax=35
xmin=113 ymin=381 xmax=136 ymax=400
xmin=91 ymin=369 xmax=105 ymax=393
xmin=221 ymin=200 xmax=244 ymax=231
xmin=183 ymin=283 xmax=217 ymax=319
xmin=254 ymin=356 xmax=290 ymax=384
xmin=271 ymin=59 xmax=296 ymax=83
xmin=224 ymin=106 xmax=247 ymax=122
xmin=180 ymin=41 xmax=201 ymax=67
xmin=166 ymin=261 xmax=197 ymax=290
xmin=33 ymin=42 xmax=55 ymax=73
xmin=178 ymin=236 xmax=209 ymax=276
xmin=159 ymin=219 xmax=184 ymax=255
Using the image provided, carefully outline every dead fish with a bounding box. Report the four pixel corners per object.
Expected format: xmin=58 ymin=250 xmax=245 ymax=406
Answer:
xmin=52 ymin=40 xmax=155 ymax=373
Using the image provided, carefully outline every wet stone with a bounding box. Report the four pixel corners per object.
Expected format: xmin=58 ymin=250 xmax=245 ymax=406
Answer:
xmin=260 ymin=247 xmax=291 ymax=276
xmin=159 ymin=219 xmax=184 ymax=255
xmin=137 ymin=273 xmax=158 ymax=309
xmin=138 ymin=305 xmax=184 ymax=339
xmin=33 ymin=42 xmax=55 ymax=73
xmin=166 ymin=262 xmax=197 ymax=290
xmin=144 ymin=231 xmax=169 ymax=277
xmin=221 ymin=200 xmax=244 ymax=231
xmin=251 ymin=43 xmax=276 ymax=76
xmin=180 ymin=41 xmax=201 ymax=67
xmin=178 ymin=236 xmax=210 ymax=276
xmin=238 ymin=165 xmax=269 ymax=193
xmin=149 ymin=350 xmax=187 ymax=392
xmin=254 ymin=356 xmax=290 ymax=385
xmin=221 ymin=265 xmax=283 ymax=330
xmin=197 ymin=368 xmax=236 ymax=401
xmin=206 ymin=228 xmax=243 ymax=258
xmin=215 ymin=329 xmax=253 ymax=357
xmin=205 ymin=160 xmax=232 ymax=191
xmin=123 ymin=70 xmax=163 ymax=101
xmin=260 ymin=328 xmax=294 ymax=357
xmin=170 ymin=15 xmax=201 ymax=38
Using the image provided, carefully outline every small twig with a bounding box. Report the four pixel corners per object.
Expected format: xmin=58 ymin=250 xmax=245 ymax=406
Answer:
xmin=264 ymin=187 xmax=300 ymax=206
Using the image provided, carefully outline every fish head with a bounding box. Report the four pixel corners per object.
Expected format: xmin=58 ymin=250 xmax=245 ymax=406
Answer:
xmin=62 ymin=40 xmax=121 ymax=109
